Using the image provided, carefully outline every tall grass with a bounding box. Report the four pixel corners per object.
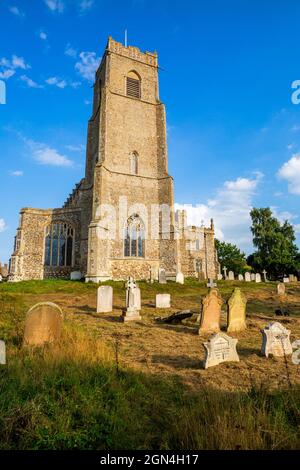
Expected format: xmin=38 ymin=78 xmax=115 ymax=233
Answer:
xmin=0 ymin=323 xmax=299 ymax=450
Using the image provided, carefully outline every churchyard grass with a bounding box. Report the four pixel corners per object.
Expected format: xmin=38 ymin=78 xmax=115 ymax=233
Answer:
xmin=0 ymin=279 xmax=300 ymax=449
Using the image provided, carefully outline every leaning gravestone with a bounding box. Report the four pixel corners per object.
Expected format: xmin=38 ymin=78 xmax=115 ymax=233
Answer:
xmin=255 ymin=273 xmax=261 ymax=283
xmin=24 ymin=302 xmax=63 ymax=346
xmin=156 ymin=294 xmax=171 ymax=309
xmin=0 ymin=340 xmax=6 ymax=365
xmin=158 ymin=268 xmax=167 ymax=284
xmin=245 ymin=272 xmax=251 ymax=282
xmin=203 ymin=333 xmax=239 ymax=369
xmin=97 ymin=286 xmax=113 ymax=313
xmin=227 ymin=288 xmax=247 ymax=332
xmin=199 ymin=288 xmax=222 ymax=333
xmin=261 ymin=322 xmax=293 ymax=358
xmin=228 ymin=271 xmax=235 ymax=281
xmin=277 ymin=283 xmax=285 ymax=296
xmin=176 ymin=272 xmax=184 ymax=285
xmin=238 ymin=274 xmax=244 ymax=281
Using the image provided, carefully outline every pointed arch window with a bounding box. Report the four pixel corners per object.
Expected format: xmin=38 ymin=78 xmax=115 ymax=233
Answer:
xmin=44 ymin=223 xmax=75 ymax=267
xmin=124 ymin=215 xmax=145 ymax=258
xmin=126 ymin=71 xmax=141 ymax=99
xmin=130 ymin=152 xmax=139 ymax=175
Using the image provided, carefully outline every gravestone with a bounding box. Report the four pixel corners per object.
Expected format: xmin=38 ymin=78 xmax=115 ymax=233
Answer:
xmin=97 ymin=286 xmax=113 ymax=313
xmin=156 ymin=294 xmax=171 ymax=309
xmin=0 ymin=340 xmax=6 ymax=365
xmin=217 ymin=274 xmax=223 ymax=281
xmin=24 ymin=302 xmax=63 ymax=346
xmin=228 ymin=271 xmax=235 ymax=281
xmin=158 ymin=268 xmax=167 ymax=284
xmin=245 ymin=272 xmax=251 ymax=282
xmin=203 ymin=333 xmax=239 ymax=369
xmin=199 ymin=288 xmax=222 ymax=333
xmin=207 ymin=278 xmax=217 ymax=289
xmin=70 ymin=271 xmax=82 ymax=281
xmin=238 ymin=274 xmax=244 ymax=281
xmin=289 ymin=274 xmax=294 ymax=283
xmin=262 ymin=270 xmax=268 ymax=282
xmin=0 ymin=274 xmax=2 ymax=283
xmin=261 ymin=322 xmax=293 ymax=358
xmin=255 ymin=273 xmax=261 ymax=283
xmin=176 ymin=272 xmax=184 ymax=284
xmin=227 ymin=288 xmax=247 ymax=332
xmin=223 ymin=266 xmax=228 ymax=279
xmin=283 ymin=277 xmax=290 ymax=283
xmin=250 ymin=273 xmax=256 ymax=281
xmin=277 ymin=283 xmax=285 ymax=296
xmin=122 ymin=278 xmax=142 ymax=322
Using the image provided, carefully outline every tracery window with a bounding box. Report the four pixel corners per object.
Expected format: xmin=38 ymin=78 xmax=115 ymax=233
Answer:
xmin=44 ymin=223 xmax=74 ymax=267
xmin=124 ymin=215 xmax=145 ymax=258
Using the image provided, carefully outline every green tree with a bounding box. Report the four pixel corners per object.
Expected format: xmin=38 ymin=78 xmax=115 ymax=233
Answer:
xmin=248 ymin=208 xmax=299 ymax=278
xmin=215 ymin=239 xmax=247 ymax=274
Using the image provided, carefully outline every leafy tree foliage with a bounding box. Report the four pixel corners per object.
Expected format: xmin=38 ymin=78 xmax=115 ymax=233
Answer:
xmin=247 ymin=208 xmax=300 ymax=278
xmin=215 ymin=239 xmax=247 ymax=274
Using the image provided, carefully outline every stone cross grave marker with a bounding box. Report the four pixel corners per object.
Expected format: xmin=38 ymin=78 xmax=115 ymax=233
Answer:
xmin=261 ymin=322 xmax=293 ymax=358
xmin=223 ymin=266 xmax=228 ymax=279
xmin=207 ymin=278 xmax=217 ymax=289
xmin=227 ymin=288 xmax=247 ymax=333
xmin=0 ymin=340 xmax=6 ymax=365
xmin=156 ymin=294 xmax=171 ymax=309
xmin=24 ymin=302 xmax=63 ymax=347
xmin=203 ymin=333 xmax=239 ymax=369
xmin=262 ymin=270 xmax=268 ymax=282
xmin=199 ymin=288 xmax=223 ymax=333
xmin=97 ymin=286 xmax=113 ymax=313
xmin=122 ymin=278 xmax=142 ymax=322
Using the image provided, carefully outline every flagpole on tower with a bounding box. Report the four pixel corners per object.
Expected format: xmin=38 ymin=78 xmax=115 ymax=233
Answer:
xmin=125 ymin=29 xmax=128 ymax=47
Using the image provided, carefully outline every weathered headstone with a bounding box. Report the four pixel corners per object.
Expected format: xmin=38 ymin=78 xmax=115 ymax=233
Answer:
xmin=255 ymin=273 xmax=261 ymax=283
xmin=227 ymin=288 xmax=247 ymax=332
xmin=228 ymin=271 xmax=235 ymax=281
xmin=0 ymin=340 xmax=6 ymax=365
xmin=217 ymin=274 xmax=223 ymax=281
xmin=156 ymin=294 xmax=171 ymax=309
xmin=238 ymin=274 xmax=244 ymax=281
xmin=261 ymin=322 xmax=293 ymax=358
xmin=277 ymin=282 xmax=286 ymax=296
xmin=283 ymin=277 xmax=290 ymax=283
xmin=24 ymin=302 xmax=63 ymax=346
xmin=289 ymin=274 xmax=294 ymax=283
xmin=199 ymin=288 xmax=222 ymax=333
xmin=122 ymin=278 xmax=142 ymax=322
xmin=250 ymin=273 xmax=256 ymax=281
xmin=176 ymin=272 xmax=184 ymax=284
xmin=158 ymin=268 xmax=167 ymax=284
xmin=97 ymin=286 xmax=113 ymax=313
xmin=245 ymin=272 xmax=251 ymax=282
xmin=203 ymin=333 xmax=239 ymax=369
xmin=70 ymin=271 xmax=82 ymax=281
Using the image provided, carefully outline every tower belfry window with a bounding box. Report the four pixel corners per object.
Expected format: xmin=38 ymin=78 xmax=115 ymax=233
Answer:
xmin=126 ymin=71 xmax=141 ymax=99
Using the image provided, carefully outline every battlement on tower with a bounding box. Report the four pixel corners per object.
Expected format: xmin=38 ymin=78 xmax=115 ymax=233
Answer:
xmin=106 ymin=37 xmax=158 ymax=67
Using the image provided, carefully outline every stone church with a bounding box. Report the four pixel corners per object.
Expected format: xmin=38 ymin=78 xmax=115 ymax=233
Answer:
xmin=9 ymin=37 xmax=218 ymax=282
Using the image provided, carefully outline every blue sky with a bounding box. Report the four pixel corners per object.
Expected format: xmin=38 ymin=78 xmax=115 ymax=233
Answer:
xmin=1 ymin=0 xmax=300 ymax=263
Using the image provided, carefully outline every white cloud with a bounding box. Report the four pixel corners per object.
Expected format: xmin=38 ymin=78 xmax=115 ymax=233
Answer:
xmin=10 ymin=170 xmax=23 ymax=176
xmin=75 ymin=51 xmax=100 ymax=81
xmin=22 ymin=138 xmax=73 ymax=167
xmin=9 ymin=6 xmax=25 ymax=17
xmin=0 ymin=219 xmax=7 ymax=233
xmin=291 ymin=124 xmax=300 ymax=132
xmin=65 ymin=144 xmax=85 ymax=152
xmin=39 ymin=31 xmax=47 ymax=40
xmin=65 ymin=43 xmax=77 ymax=58
xmin=0 ymin=69 xmax=15 ymax=80
xmin=45 ymin=76 xmax=67 ymax=88
xmin=44 ymin=0 xmax=64 ymax=13
xmin=20 ymin=75 xmax=43 ymax=88
xmin=79 ymin=0 xmax=94 ymax=12
xmin=278 ymin=154 xmax=300 ymax=195
xmin=175 ymin=172 xmax=263 ymax=252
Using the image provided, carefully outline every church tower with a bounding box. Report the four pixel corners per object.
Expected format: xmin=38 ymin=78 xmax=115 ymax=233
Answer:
xmin=85 ymin=37 xmax=178 ymax=281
